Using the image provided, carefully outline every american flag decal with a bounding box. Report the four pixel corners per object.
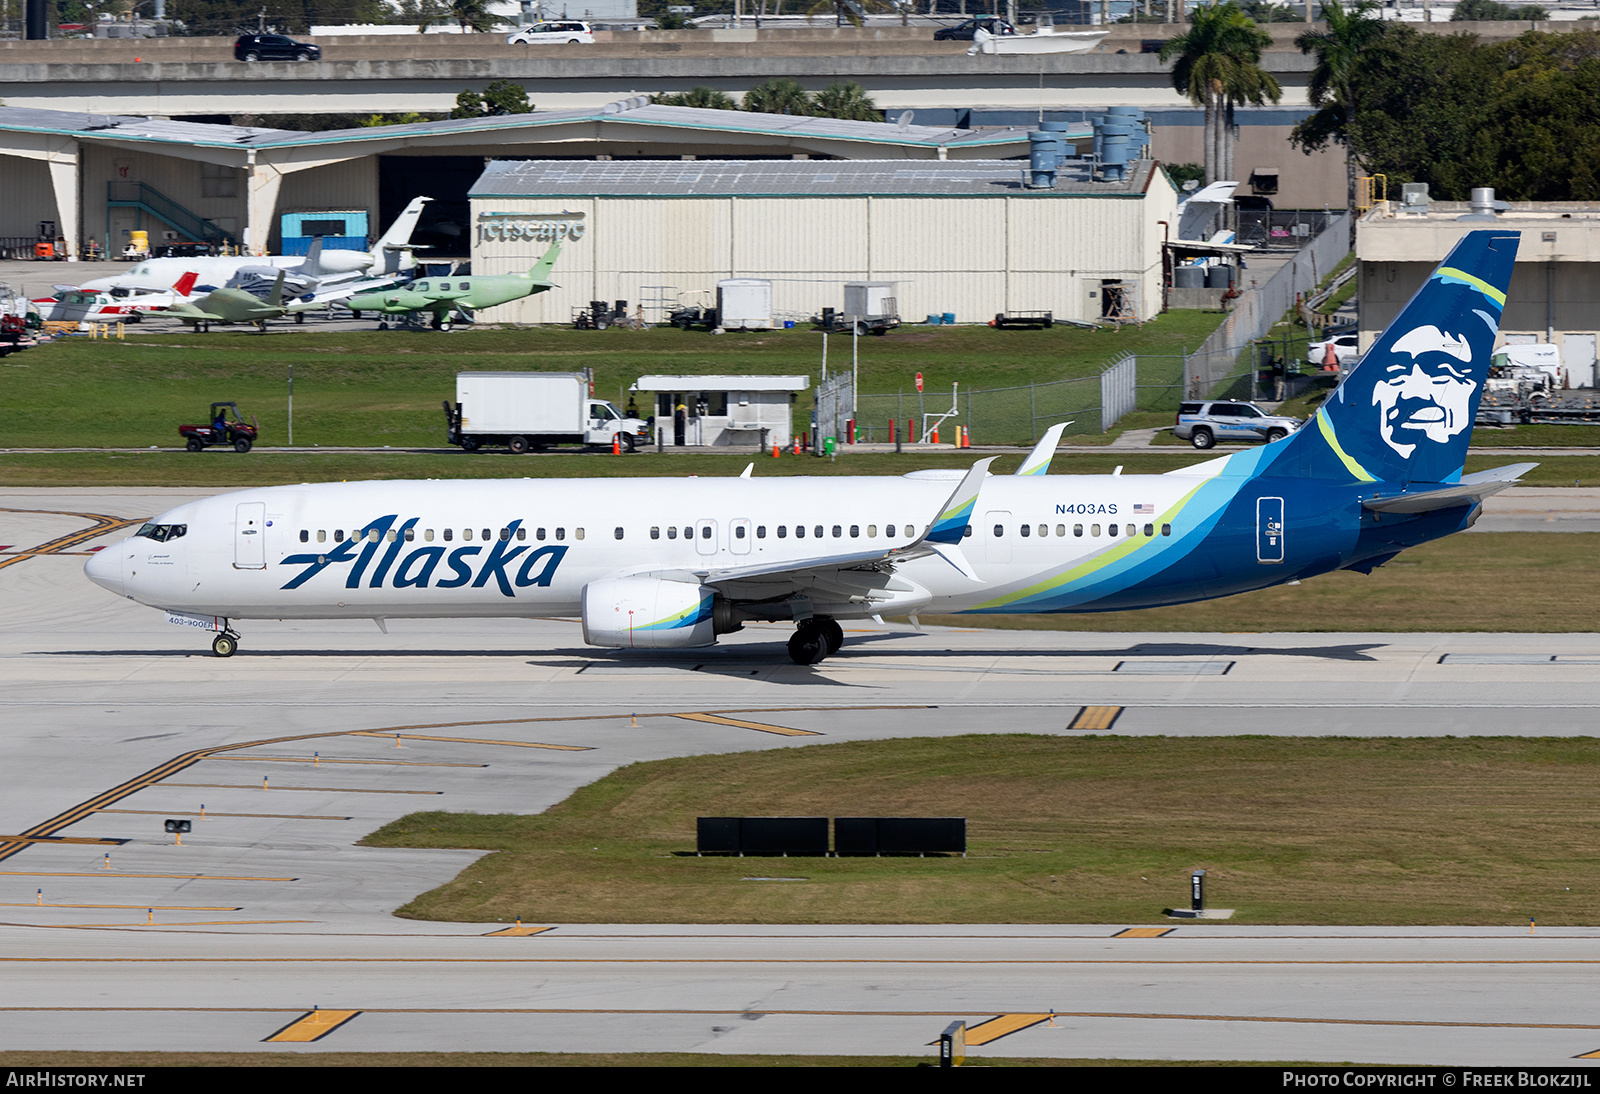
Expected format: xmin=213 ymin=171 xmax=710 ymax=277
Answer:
xmin=1133 ymin=503 xmax=1155 ymax=515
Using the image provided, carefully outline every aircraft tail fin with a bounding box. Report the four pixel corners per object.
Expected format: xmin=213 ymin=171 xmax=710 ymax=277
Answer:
xmin=172 ymin=270 xmax=199 ymax=298
xmin=1284 ymin=229 xmax=1519 ymax=486
xmin=266 ymin=270 xmax=286 ymax=308
xmin=371 ymin=197 xmax=431 ymax=275
xmin=298 ymin=236 xmax=326 ymax=277
xmin=527 ymin=242 xmax=562 ymax=283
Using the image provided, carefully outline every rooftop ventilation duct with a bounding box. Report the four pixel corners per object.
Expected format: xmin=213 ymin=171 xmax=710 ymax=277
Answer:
xmin=1459 ymin=186 xmax=1510 ymax=222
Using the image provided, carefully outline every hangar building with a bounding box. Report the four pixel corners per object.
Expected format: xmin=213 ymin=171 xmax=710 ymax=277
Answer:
xmin=468 ymin=157 xmax=1179 ymax=327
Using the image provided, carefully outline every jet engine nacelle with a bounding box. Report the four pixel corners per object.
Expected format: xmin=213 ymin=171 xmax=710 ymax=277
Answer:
xmin=581 ymin=576 xmax=733 ymax=649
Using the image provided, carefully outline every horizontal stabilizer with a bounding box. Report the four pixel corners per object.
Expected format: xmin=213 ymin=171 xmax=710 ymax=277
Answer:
xmin=1362 ymin=463 xmax=1537 ymax=513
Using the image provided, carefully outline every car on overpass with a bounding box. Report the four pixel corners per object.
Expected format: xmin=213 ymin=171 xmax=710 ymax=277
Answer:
xmin=507 ymin=22 xmax=595 ymax=45
xmin=234 ymin=34 xmax=320 ymax=62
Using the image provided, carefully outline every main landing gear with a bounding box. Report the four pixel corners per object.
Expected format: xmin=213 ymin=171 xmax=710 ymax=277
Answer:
xmin=786 ymin=617 xmax=844 ymax=665
xmin=211 ymin=626 xmax=241 ymax=657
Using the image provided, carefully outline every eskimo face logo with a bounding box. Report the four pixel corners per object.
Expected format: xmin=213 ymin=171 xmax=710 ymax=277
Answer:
xmin=1372 ymin=325 xmax=1478 ymax=458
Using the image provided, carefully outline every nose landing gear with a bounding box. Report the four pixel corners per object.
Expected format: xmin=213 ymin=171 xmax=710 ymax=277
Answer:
xmin=786 ymin=617 xmax=844 ymax=665
xmin=211 ymin=628 xmax=241 ymax=657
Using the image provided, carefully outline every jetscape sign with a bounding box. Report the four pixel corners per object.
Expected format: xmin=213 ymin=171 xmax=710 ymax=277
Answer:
xmin=476 ymin=210 xmax=586 ymax=244
xmin=280 ymin=516 xmax=567 ymax=597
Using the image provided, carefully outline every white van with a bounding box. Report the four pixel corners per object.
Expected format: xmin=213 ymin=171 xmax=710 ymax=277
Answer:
xmin=1489 ymin=343 xmax=1566 ymax=396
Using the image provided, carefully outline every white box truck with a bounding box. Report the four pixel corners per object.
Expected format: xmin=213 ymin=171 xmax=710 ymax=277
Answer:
xmin=444 ymin=371 xmax=648 ymax=453
xmin=715 ymin=279 xmax=773 ymax=331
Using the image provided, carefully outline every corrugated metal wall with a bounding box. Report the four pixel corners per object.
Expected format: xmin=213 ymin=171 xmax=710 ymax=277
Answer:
xmin=475 ymin=182 xmax=1174 ymax=327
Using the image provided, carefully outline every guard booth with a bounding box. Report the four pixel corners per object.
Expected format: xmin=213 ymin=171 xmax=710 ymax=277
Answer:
xmin=631 ymin=374 xmax=808 ymax=449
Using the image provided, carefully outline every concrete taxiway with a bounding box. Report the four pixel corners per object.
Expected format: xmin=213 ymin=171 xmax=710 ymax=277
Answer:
xmin=3 ymin=488 xmax=1600 ymax=1064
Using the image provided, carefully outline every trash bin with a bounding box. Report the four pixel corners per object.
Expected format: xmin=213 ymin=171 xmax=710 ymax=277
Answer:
xmin=824 ymin=437 xmax=837 ymax=455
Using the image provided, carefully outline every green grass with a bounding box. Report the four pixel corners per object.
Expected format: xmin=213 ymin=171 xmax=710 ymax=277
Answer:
xmin=921 ymin=532 xmax=1600 ymax=633
xmin=362 ymin=735 xmax=1600 ymax=926
xmin=0 ymin=314 xmax=1223 ymax=451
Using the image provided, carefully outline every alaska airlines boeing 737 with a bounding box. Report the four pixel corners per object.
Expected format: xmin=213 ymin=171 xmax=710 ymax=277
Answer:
xmin=86 ymin=230 xmax=1533 ymax=664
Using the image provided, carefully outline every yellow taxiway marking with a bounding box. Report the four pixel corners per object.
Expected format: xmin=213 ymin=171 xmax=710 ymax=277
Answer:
xmin=1069 ymin=705 xmax=1124 ymax=731
xmin=211 ymin=756 xmax=485 ymax=767
xmin=964 ymin=1013 xmax=1054 ymax=1045
xmin=0 ymin=871 xmax=295 ymax=881
xmin=0 ymin=902 xmax=241 ymax=910
xmin=349 ymin=731 xmax=592 ymax=751
xmin=96 ymin=809 xmax=350 ymax=821
xmin=485 ymin=925 xmax=555 ymax=936
xmin=0 ymin=835 xmax=126 ymax=846
xmin=0 ymin=508 xmax=145 ymax=574
xmin=1115 ymin=927 xmax=1175 ymax=938
xmin=673 ymin=713 xmax=821 ymax=737
xmin=165 ymin=782 xmax=441 ymax=795
xmin=265 ymin=1009 xmax=362 ymax=1042
xmin=1575 ymin=1048 xmax=1600 ymax=1058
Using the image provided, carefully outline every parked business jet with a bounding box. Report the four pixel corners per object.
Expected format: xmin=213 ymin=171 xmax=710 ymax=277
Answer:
xmin=86 ymin=231 xmax=1532 ymax=664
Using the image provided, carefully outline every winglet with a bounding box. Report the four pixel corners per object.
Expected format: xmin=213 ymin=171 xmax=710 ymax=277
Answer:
xmin=1015 ymin=422 xmax=1071 ymax=476
xmin=925 ymin=457 xmax=997 ymax=544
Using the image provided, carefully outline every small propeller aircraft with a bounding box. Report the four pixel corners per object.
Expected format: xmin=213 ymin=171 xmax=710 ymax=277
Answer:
xmin=161 ymin=271 xmax=287 ymax=332
xmin=344 ymin=244 xmax=561 ymax=331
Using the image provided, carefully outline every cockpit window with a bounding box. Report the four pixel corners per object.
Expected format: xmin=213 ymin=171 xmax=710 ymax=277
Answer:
xmin=135 ymin=522 xmax=187 ymax=542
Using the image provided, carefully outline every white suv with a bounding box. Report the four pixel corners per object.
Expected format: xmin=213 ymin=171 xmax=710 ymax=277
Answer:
xmin=507 ymin=21 xmax=594 ymax=44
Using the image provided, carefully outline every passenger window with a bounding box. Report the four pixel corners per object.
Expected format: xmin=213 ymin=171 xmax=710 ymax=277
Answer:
xmin=614 ymin=527 xmax=624 ymax=540
xmin=667 ymin=526 xmax=677 ymax=540
xmin=336 ymin=529 xmax=344 ymax=541
xmin=1056 ymin=525 xmax=1066 ymax=537
xmin=795 ymin=526 xmax=805 ymax=539
xmin=1144 ymin=524 xmax=1154 ymax=537
xmin=537 ymin=528 xmax=546 ymax=541
xmin=386 ymin=530 xmax=397 ymax=543
xmin=499 ymin=528 xmax=510 ymax=542
xmin=700 ymin=526 xmax=711 ymax=539
xmin=849 ymin=525 xmax=859 ymax=538
xmin=299 ymin=529 xmax=309 ymax=543
xmin=318 ymin=530 xmax=326 ymax=543
xmin=443 ymin=528 xmax=452 ymax=542
xmin=683 ymin=527 xmax=692 ymax=539
xmin=1039 ymin=524 xmax=1048 ymax=537
xmin=1020 ymin=524 xmax=1030 ymax=537
xmin=867 ymin=525 xmax=876 ymax=538
xmin=906 ymin=525 xmax=916 ymax=538
xmin=516 ymin=528 xmax=526 ymax=541
xmin=735 ymin=525 xmax=745 ymax=539
xmin=575 ymin=528 xmax=584 ymax=540
xmin=1126 ymin=524 xmax=1136 ymax=537
xmin=651 ymin=527 xmax=660 ymax=540
xmin=815 ymin=525 xmax=824 ymax=538
xmin=481 ymin=528 xmax=490 ymax=541
xmin=1108 ymin=524 xmax=1119 ymax=538
xmin=993 ymin=525 xmax=1004 ymax=537
xmin=1090 ymin=524 xmax=1100 ymax=537
xmin=963 ymin=526 xmax=972 ymax=538
xmin=1074 ymin=524 xmax=1083 ymax=537
xmin=756 ymin=526 xmax=766 ymax=538
xmin=555 ymin=528 xmax=566 ymax=541
xmin=463 ymin=528 xmax=473 ymax=541
xmin=778 ymin=526 xmax=788 ymax=538
xmin=405 ymin=528 xmax=416 ymax=542
xmin=832 ymin=525 xmax=842 ymax=538
xmin=1162 ymin=523 xmax=1172 ymax=536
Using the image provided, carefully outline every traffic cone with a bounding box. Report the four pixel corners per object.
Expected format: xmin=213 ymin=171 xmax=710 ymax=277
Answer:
xmin=792 ymin=437 xmax=800 ymax=455
xmin=612 ymin=434 xmax=621 ymax=455
xmin=930 ymin=423 xmax=940 ymax=445
xmin=772 ymin=440 xmax=780 ymax=458
xmin=960 ymin=426 xmax=970 ymax=449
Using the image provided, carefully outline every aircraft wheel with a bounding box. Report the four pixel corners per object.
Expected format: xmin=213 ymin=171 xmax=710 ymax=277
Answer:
xmin=787 ymin=624 xmax=828 ymax=666
xmin=1190 ymin=428 xmax=1214 ymax=450
xmin=818 ymin=618 xmax=844 ymax=656
xmin=212 ymin=633 xmax=238 ymax=657
xmin=186 ymin=437 xmax=204 ymax=452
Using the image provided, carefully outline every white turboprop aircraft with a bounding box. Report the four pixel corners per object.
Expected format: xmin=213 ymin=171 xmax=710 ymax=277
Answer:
xmin=79 ymin=197 xmax=432 ymax=297
xmin=83 ymin=232 xmax=1532 ymax=664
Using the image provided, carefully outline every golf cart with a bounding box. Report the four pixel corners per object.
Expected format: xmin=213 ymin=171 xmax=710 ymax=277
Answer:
xmin=180 ymin=402 xmax=259 ymax=452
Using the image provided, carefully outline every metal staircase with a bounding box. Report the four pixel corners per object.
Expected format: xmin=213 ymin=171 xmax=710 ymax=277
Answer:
xmin=107 ymin=182 xmax=231 ymax=246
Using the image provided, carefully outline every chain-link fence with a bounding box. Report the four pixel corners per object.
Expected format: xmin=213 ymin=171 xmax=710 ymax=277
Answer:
xmin=1185 ymin=211 xmax=1352 ymax=400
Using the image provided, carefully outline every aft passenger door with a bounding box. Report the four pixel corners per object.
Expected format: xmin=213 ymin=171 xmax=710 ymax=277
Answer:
xmin=235 ymin=502 xmax=266 ymax=569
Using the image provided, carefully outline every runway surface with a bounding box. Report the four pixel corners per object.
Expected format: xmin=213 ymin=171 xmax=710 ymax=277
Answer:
xmin=3 ymin=488 xmax=1600 ymax=1065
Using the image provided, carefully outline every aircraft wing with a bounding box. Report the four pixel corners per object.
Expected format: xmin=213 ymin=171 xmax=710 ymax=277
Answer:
xmin=1361 ymin=463 xmax=1538 ymax=514
xmin=162 ymin=304 xmax=224 ymax=321
xmin=626 ymin=458 xmax=998 ymax=603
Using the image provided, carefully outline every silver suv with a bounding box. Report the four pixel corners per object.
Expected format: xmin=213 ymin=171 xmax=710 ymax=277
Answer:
xmin=1174 ymin=400 xmax=1301 ymax=450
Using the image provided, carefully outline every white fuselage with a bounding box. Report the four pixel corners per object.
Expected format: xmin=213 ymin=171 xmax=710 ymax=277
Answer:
xmin=86 ymin=474 xmax=1205 ymax=624
xmin=80 ymin=253 xmax=371 ymax=295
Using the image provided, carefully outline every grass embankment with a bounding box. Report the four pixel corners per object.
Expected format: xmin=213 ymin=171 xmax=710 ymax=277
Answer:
xmin=922 ymin=531 xmax=1600 ymax=633
xmin=363 ymin=735 xmax=1600 ymax=926
xmin=0 ymin=315 xmax=1221 ymax=450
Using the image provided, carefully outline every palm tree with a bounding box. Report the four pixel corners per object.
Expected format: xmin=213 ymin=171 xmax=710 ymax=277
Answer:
xmin=1295 ymin=0 xmax=1386 ymax=222
xmin=1159 ymin=3 xmax=1281 ymax=191
xmin=743 ymin=79 xmax=816 ymax=116
xmin=812 ymin=81 xmax=881 ymax=121
xmin=652 ymin=87 xmax=741 ymax=110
